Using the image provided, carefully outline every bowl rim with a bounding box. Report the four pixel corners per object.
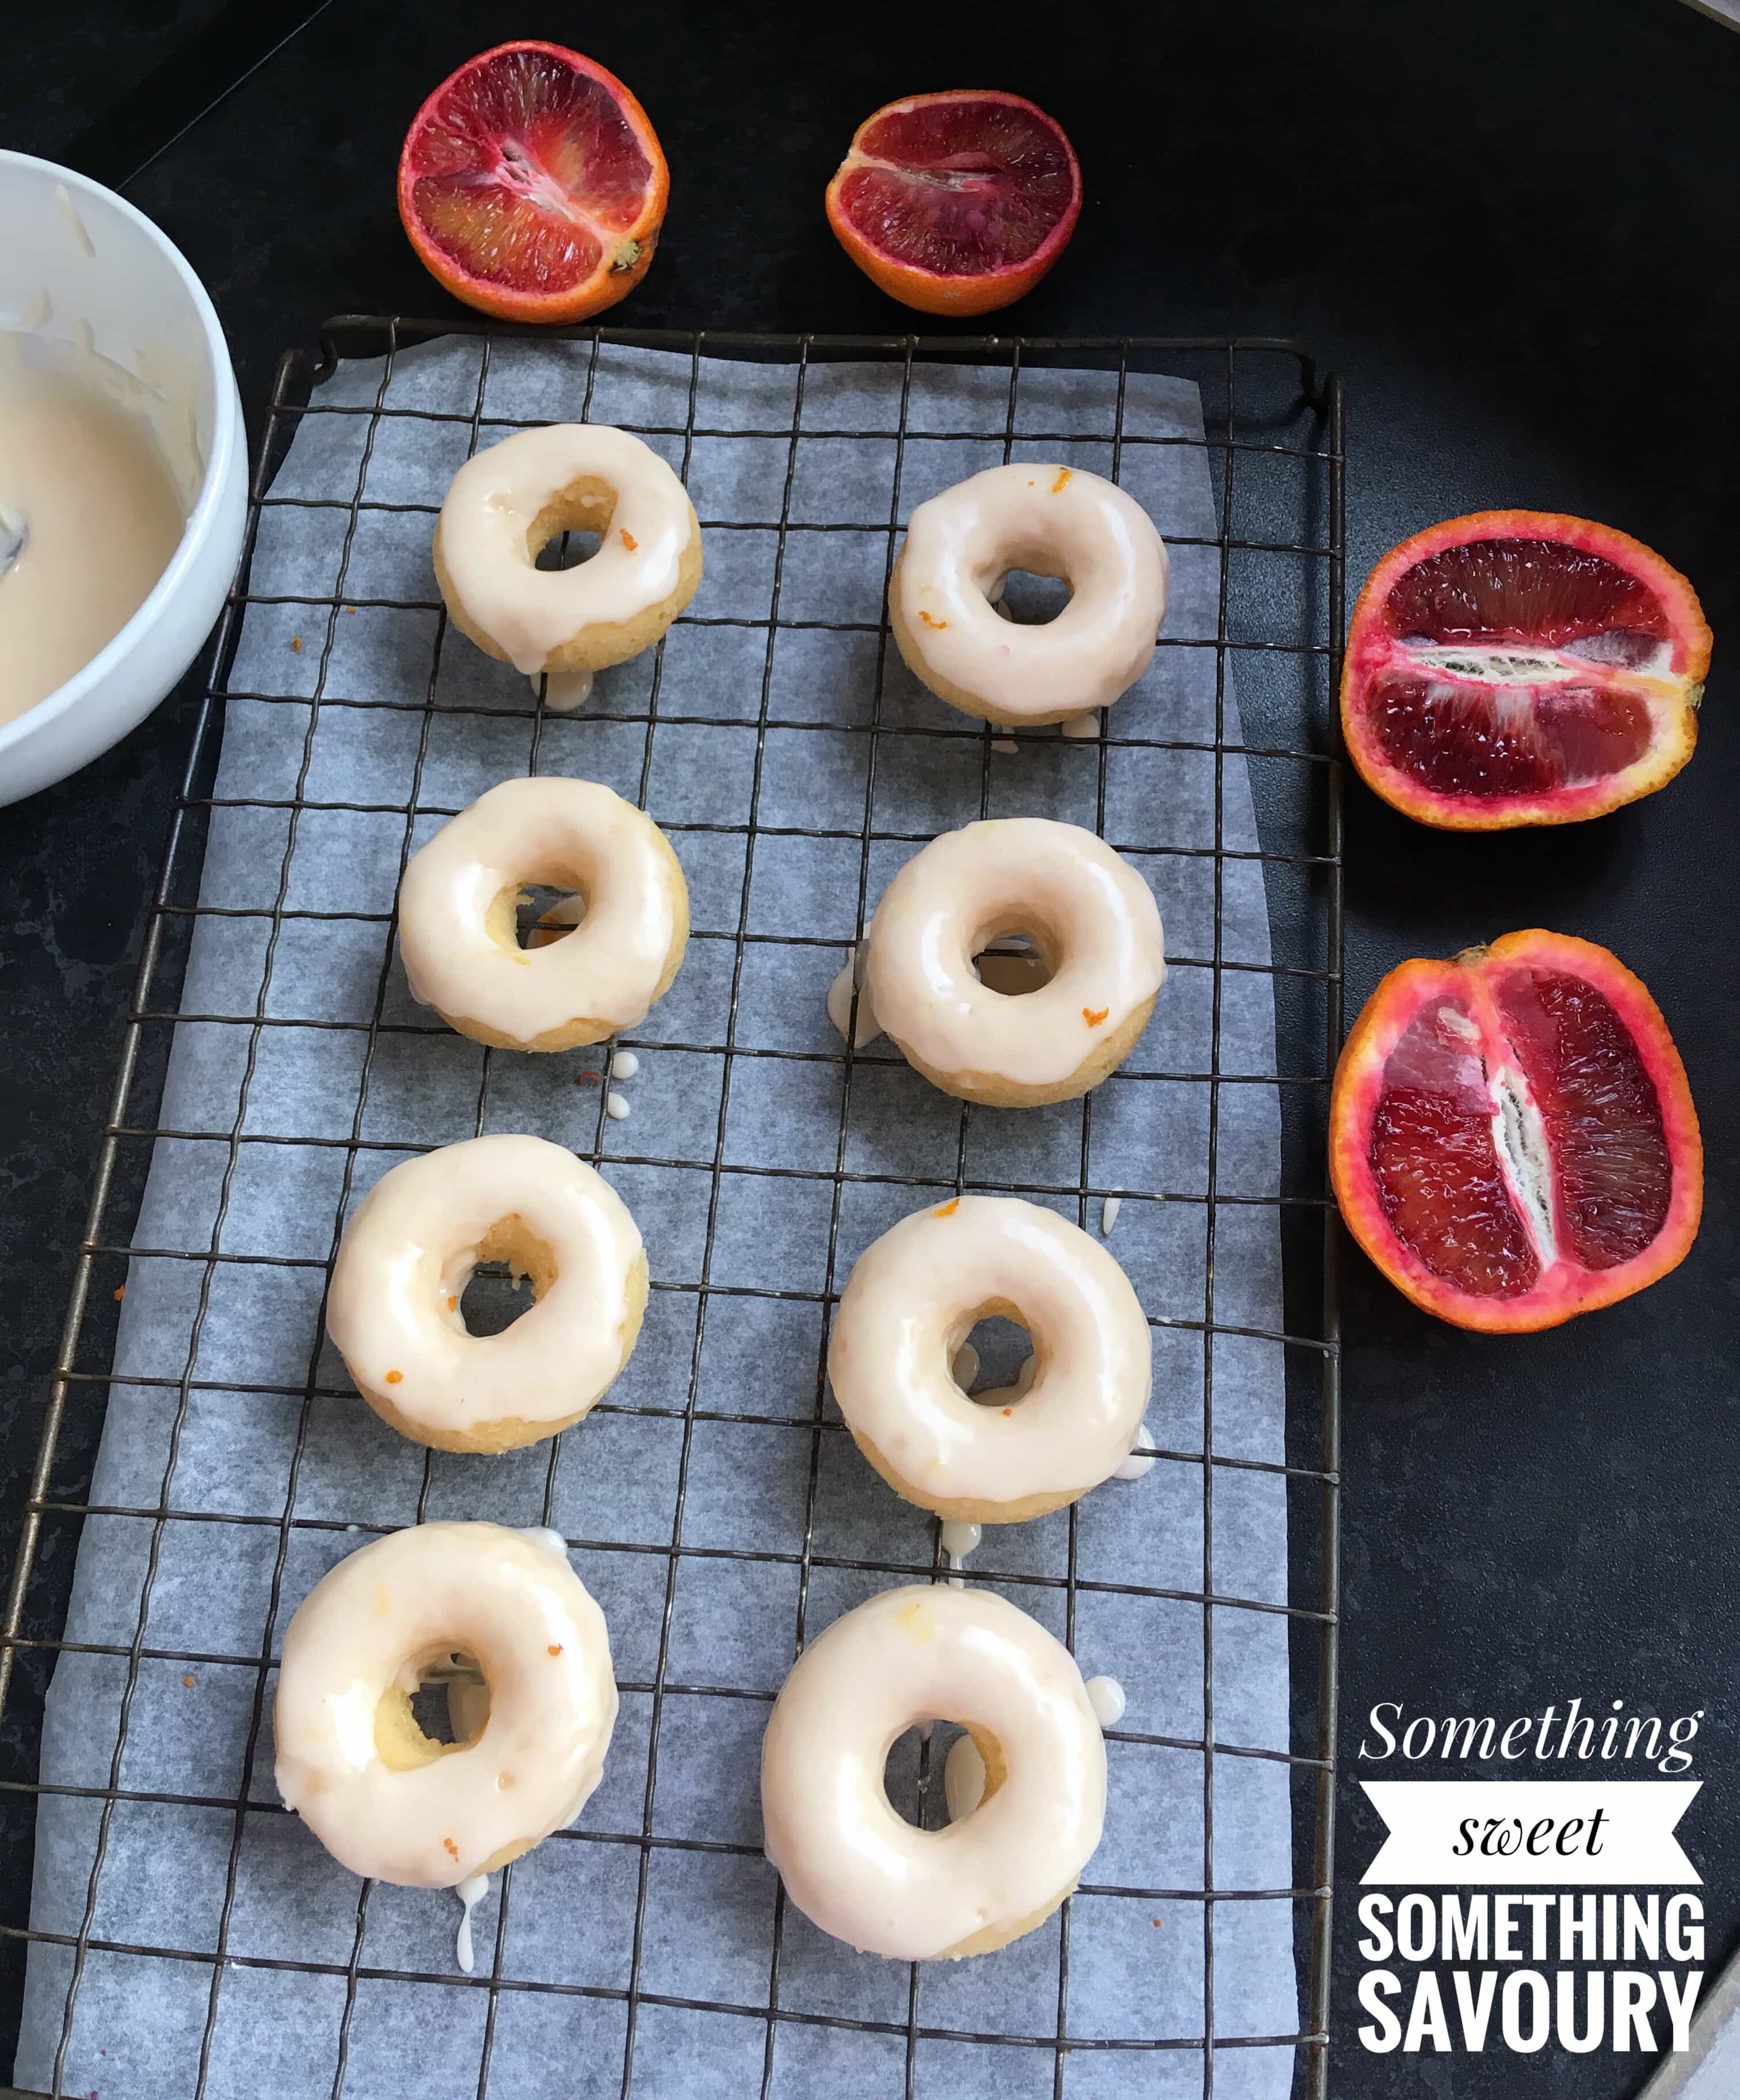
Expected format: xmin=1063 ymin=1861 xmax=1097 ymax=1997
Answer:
xmin=0 ymin=149 xmax=244 ymax=761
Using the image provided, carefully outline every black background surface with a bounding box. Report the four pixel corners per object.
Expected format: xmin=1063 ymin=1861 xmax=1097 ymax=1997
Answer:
xmin=2 ymin=5 xmax=1737 ymax=2093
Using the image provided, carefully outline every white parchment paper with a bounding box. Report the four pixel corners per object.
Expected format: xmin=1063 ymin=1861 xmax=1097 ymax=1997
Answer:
xmin=18 ymin=337 xmax=1299 ymax=2099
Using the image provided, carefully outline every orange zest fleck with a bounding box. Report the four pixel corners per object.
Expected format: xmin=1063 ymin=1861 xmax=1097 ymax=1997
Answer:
xmin=443 ymin=1836 xmax=459 ymax=1859
xmin=291 ymin=635 xmax=303 ymax=651
xmin=1002 ymin=1407 xmax=1013 ymax=1417
xmin=184 ymin=1675 xmax=194 ymax=1689
xmin=918 ymin=611 xmax=948 ymax=630
xmin=112 ymin=1286 xmax=126 ymax=1302
xmin=1052 ymin=467 xmax=1073 ymax=493
xmin=935 ymin=1198 xmax=960 ymax=1217
xmin=1083 ymin=1005 xmax=1109 ymax=1027
xmin=547 ymin=1643 xmax=563 ymax=1656
xmin=384 ymin=1369 xmax=404 ymax=1386
xmin=447 ymin=1296 xmax=459 ymax=1312
xmin=621 ymin=528 xmax=639 ymax=551
xmin=1152 ymin=1916 xmax=1162 ymax=1927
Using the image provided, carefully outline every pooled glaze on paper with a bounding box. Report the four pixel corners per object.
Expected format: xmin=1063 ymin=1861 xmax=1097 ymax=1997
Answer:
xmin=1085 ymin=1675 xmax=1127 ymax=1729
xmin=1114 ymin=1423 xmax=1158 ymax=1481
xmin=826 ymin=946 xmax=884 ymax=1048
xmin=454 ymin=1871 xmax=490 ymax=1973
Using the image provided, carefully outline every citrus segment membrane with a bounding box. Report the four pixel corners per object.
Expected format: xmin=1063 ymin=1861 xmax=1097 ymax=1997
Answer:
xmin=1368 ymin=968 xmax=1672 ymax=1301
xmin=1367 ymin=536 xmax=1676 ymax=797
xmin=838 ymin=98 xmax=1078 ymax=277
xmin=1368 ymin=1001 xmax=1541 ymax=1299
xmin=1367 ymin=677 xmax=1655 ymax=798
xmin=1383 ymin=538 xmax=1673 ymax=664
xmin=1492 ymin=968 xmax=1672 ymax=1271
xmin=406 ymin=48 xmax=655 ymax=294
xmin=1340 ymin=513 xmax=1710 ymax=826
xmin=1335 ymin=932 xmax=1699 ymax=1331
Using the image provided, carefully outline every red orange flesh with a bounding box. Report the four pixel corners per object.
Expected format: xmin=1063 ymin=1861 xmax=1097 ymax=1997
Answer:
xmin=1330 ymin=931 xmax=1701 ymax=1333
xmin=398 ymin=41 xmax=668 ymax=323
xmin=1341 ymin=512 xmax=1711 ymax=829
xmin=825 ymin=90 xmax=1081 ymax=317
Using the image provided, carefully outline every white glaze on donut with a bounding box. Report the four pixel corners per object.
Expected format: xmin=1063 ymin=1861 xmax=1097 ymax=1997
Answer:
xmin=828 ymin=1196 xmax=1152 ymax=1521
xmin=436 ymin=424 xmax=700 ymax=676
xmin=864 ymin=819 xmax=1165 ymax=1100
xmin=891 ymin=464 xmax=1169 ymax=726
xmin=398 ymin=777 xmax=688 ymax=1052
xmin=274 ymin=1522 xmax=618 ymax=1888
xmin=327 ymin=1134 xmax=647 ymax=1452
xmin=761 ymin=1584 xmax=1105 ymax=1958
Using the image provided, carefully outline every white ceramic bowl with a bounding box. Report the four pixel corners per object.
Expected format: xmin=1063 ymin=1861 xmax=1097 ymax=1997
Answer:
xmin=0 ymin=151 xmax=247 ymax=806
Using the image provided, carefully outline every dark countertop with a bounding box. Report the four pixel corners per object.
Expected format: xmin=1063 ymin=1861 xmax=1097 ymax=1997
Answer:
xmin=3 ymin=5 xmax=1737 ymax=2093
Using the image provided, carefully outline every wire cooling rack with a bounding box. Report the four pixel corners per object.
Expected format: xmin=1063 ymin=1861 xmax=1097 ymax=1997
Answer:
xmin=0 ymin=319 xmax=1345 ymax=2099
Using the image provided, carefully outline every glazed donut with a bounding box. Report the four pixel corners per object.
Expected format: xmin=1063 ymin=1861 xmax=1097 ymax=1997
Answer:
xmin=433 ymin=424 xmax=702 ymax=677
xmin=327 ymin=1133 xmax=648 ymax=1453
xmin=398 ymin=776 xmax=688 ymax=1052
xmin=863 ymin=817 xmax=1165 ymax=1107
xmin=829 ymin=1196 xmax=1151 ymax=1523
xmin=761 ymin=1584 xmax=1106 ymax=1958
xmin=275 ymin=1522 xmax=617 ymax=1886
xmin=891 ymin=463 xmax=1169 ymax=726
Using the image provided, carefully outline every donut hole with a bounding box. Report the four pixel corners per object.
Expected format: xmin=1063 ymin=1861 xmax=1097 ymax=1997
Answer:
xmin=971 ymin=931 xmax=1056 ymax=997
xmin=484 ymin=851 xmax=601 ymax=958
xmin=528 ymin=472 xmax=617 ymax=570
xmin=951 ymin=1309 xmax=1039 ymax=1405
xmin=516 ymin=884 xmax=588 ymax=950
xmin=376 ymin=1649 xmax=492 ymax=1770
xmin=535 ymin=530 xmax=604 ymax=570
xmin=882 ymin=1722 xmax=1008 ymax=1829
xmin=989 ymin=566 xmax=1073 ymax=626
xmin=452 ymin=1215 xmax=558 ymax=1336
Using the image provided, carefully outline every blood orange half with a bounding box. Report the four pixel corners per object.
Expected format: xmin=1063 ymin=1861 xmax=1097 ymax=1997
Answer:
xmin=825 ymin=90 xmax=1081 ymax=317
xmin=398 ymin=42 xmax=668 ymax=324
xmin=1341 ymin=512 xmax=1711 ymax=829
xmin=1330 ymin=931 xmax=1701 ymax=1333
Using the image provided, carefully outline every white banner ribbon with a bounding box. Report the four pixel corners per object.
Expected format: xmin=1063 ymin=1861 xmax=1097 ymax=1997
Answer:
xmin=1361 ymin=1781 xmax=1703 ymax=1886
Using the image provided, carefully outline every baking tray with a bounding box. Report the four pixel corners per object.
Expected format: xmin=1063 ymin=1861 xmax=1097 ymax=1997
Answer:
xmin=0 ymin=319 xmax=1346 ymax=2098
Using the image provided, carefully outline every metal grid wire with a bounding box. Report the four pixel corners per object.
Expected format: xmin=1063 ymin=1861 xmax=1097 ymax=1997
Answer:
xmin=0 ymin=319 xmax=1346 ymax=2099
